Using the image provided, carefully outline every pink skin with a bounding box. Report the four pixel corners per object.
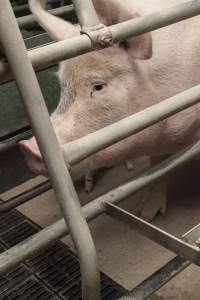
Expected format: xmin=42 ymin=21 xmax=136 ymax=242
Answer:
xmin=19 ymin=0 xmax=200 ymax=220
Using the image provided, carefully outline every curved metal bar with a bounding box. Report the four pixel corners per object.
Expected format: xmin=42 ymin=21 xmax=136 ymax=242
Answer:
xmin=0 ymin=139 xmax=200 ymax=275
xmin=0 ymin=2 xmax=100 ymax=300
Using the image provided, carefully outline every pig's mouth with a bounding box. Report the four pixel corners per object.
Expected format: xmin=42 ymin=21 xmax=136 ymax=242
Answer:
xmin=19 ymin=139 xmax=47 ymax=175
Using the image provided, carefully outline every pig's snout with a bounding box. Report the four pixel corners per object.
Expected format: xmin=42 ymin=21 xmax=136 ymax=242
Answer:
xmin=19 ymin=138 xmax=46 ymax=175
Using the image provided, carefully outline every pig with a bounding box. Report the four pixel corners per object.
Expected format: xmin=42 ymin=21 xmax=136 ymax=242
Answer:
xmin=19 ymin=0 xmax=200 ymax=221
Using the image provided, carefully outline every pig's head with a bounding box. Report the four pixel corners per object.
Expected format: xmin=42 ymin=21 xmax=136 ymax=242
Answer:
xmin=20 ymin=0 xmax=153 ymax=175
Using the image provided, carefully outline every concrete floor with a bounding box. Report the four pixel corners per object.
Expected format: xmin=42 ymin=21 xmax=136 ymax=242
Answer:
xmin=1 ymin=158 xmax=200 ymax=299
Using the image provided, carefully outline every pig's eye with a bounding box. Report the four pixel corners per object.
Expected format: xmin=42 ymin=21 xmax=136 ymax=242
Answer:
xmin=91 ymin=83 xmax=107 ymax=96
xmin=94 ymin=84 xmax=104 ymax=91
xmin=91 ymin=82 xmax=107 ymax=97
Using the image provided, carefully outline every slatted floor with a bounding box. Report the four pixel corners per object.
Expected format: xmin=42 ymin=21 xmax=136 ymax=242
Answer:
xmin=0 ymin=206 xmax=126 ymax=299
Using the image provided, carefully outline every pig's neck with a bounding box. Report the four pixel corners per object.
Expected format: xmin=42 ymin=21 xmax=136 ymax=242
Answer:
xmin=127 ymin=60 xmax=166 ymax=157
xmin=129 ymin=59 xmax=160 ymax=112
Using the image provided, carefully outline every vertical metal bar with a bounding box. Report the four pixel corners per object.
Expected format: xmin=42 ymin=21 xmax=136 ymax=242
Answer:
xmin=0 ymin=2 xmax=100 ymax=300
xmin=72 ymin=0 xmax=102 ymax=29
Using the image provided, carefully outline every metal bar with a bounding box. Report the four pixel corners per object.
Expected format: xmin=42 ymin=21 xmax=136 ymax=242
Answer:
xmin=111 ymin=0 xmax=200 ymax=43
xmin=1 ymin=140 xmax=200 ymax=275
xmin=0 ymin=2 xmax=100 ymax=300
xmin=0 ymin=128 xmax=32 ymax=153
xmin=105 ymin=203 xmax=200 ymax=264
xmin=72 ymin=0 xmax=101 ymax=29
xmin=118 ymin=256 xmax=190 ymax=300
xmin=0 ymin=180 xmax=51 ymax=214
xmin=17 ymin=5 xmax=74 ymax=29
xmin=1 ymin=0 xmax=200 ymax=83
xmin=62 ymin=83 xmax=200 ymax=166
xmin=13 ymin=4 xmax=30 ymax=15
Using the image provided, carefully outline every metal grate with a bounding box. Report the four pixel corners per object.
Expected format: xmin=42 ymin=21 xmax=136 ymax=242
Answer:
xmin=0 ymin=205 xmax=126 ymax=299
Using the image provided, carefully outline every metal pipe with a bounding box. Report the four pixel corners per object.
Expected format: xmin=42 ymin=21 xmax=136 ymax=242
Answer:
xmin=72 ymin=0 xmax=101 ymax=29
xmin=110 ymin=0 xmax=200 ymax=43
xmin=0 ymin=2 xmax=100 ymax=300
xmin=1 ymin=0 xmax=200 ymax=83
xmin=0 ymin=128 xmax=32 ymax=153
xmin=63 ymin=82 xmax=200 ymax=165
xmin=17 ymin=4 xmax=74 ymax=29
xmin=0 ymin=0 xmax=199 ymax=289
xmin=0 ymin=139 xmax=200 ymax=275
xmin=3 ymin=80 xmax=200 ymax=212
xmin=0 ymin=180 xmax=51 ymax=213
xmin=13 ymin=4 xmax=30 ymax=15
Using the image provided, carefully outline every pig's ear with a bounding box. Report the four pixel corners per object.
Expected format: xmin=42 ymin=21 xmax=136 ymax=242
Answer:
xmin=110 ymin=4 xmax=152 ymax=60
xmin=19 ymin=139 xmax=46 ymax=174
xmin=121 ymin=31 xmax=152 ymax=60
xmin=29 ymin=0 xmax=80 ymax=41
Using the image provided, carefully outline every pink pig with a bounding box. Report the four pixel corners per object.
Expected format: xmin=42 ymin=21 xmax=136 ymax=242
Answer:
xmin=20 ymin=0 xmax=200 ymax=221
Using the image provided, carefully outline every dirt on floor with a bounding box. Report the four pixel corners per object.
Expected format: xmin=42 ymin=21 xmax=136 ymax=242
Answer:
xmin=1 ymin=157 xmax=200 ymax=299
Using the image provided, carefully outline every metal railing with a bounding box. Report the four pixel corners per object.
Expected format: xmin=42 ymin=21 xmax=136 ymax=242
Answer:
xmin=0 ymin=1 xmax=100 ymax=299
xmin=1 ymin=0 xmax=200 ymax=299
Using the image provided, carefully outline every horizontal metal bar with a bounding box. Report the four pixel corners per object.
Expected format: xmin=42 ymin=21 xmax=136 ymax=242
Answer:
xmin=0 ymin=140 xmax=200 ymax=275
xmin=111 ymin=0 xmax=200 ymax=43
xmin=0 ymin=128 xmax=32 ymax=153
xmin=17 ymin=5 xmax=74 ymax=29
xmin=63 ymin=82 xmax=200 ymax=166
xmin=105 ymin=202 xmax=200 ymax=264
xmin=0 ymin=1 xmax=100 ymax=299
xmin=13 ymin=4 xmax=30 ymax=15
xmin=118 ymin=256 xmax=190 ymax=300
xmin=0 ymin=180 xmax=51 ymax=213
xmin=1 ymin=0 xmax=200 ymax=83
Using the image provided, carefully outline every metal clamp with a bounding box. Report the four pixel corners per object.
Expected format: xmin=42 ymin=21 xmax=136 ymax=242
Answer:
xmin=81 ymin=24 xmax=113 ymax=50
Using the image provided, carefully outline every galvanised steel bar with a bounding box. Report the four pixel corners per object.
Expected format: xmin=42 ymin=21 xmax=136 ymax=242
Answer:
xmin=0 ymin=140 xmax=200 ymax=275
xmin=0 ymin=2 xmax=100 ymax=300
xmin=17 ymin=4 xmax=74 ymax=29
xmin=118 ymin=256 xmax=190 ymax=300
xmin=62 ymin=82 xmax=200 ymax=165
xmin=72 ymin=0 xmax=101 ymax=29
xmin=0 ymin=180 xmax=51 ymax=213
xmin=1 ymin=0 xmax=200 ymax=83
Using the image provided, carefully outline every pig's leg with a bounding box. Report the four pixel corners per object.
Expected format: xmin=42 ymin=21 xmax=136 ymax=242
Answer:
xmin=139 ymin=156 xmax=167 ymax=222
xmin=84 ymin=171 xmax=95 ymax=193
